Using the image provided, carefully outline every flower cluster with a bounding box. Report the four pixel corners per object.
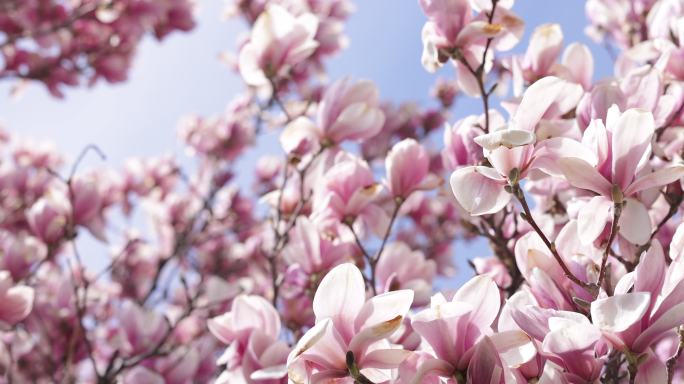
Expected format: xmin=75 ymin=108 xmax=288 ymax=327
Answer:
xmin=1 ymin=0 xmax=684 ymax=383
xmin=0 ymin=0 xmax=195 ymax=96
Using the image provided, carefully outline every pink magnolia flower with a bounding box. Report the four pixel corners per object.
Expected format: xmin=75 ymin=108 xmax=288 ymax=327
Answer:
xmin=575 ymin=83 xmax=625 ymax=130
xmin=118 ymin=300 xmax=170 ymax=357
xmin=441 ymin=112 xmax=499 ymax=170
xmin=419 ymin=0 xmax=524 ymax=80
xmin=287 ymin=263 xmax=414 ymax=383
xmin=511 ymin=306 xmax=605 ymax=383
xmin=282 ymin=217 xmax=352 ymax=297
xmin=522 ymin=23 xmax=564 ymax=80
xmin=0 ymin=271 xmax=34 ymax=329
xmin=514 ymin=221 xmax=598 ymax=309
xmin=312 ymin=154 xmax=387 ymax=236
xmin=559 ymin=106 xmax=684 ymax=245
xmin=471 ymin=256 xmax=512 ymax=288
xmin=591 ymin=241 xmax=684 ymax=360
xmin=0 ymin=232 xmax=47 ymax=280
xmin=208 ymin=295 xmax=289 ymax=383
xmin=375 ymin=242 xmax=436 ymax=306
xmin=385 ymin=138 xmax=440 ymax=200
xmin=281 ymin=78 xmax=385 ymax=153
xmin=26 ymin=189 xmax=71 ymax=244
xmin=408 ymin=275 xmax=534 ymax=381
xmin=70 ymin=175 xmax=109 ymax=241
xmin=450 ymin=77 xmax=589 ymax=215
xmin=238 ymin=4 xmax=319 ymax=87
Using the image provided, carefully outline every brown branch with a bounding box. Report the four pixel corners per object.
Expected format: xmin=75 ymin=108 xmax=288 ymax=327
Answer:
xmin=511 ymin=181 xmax=592 ymax=292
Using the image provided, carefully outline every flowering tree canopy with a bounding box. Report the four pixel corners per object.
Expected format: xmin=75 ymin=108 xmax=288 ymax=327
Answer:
xmin=2 ymin=0 xmax=684 ymax=383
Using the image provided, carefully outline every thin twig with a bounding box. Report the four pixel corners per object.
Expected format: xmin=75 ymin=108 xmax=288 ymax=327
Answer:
xmin=511 ymin=182 xmax=592 ymax=291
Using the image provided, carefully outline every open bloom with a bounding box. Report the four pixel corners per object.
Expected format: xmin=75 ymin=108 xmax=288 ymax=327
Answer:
xmin=287 ymin=263 xmax=414 ymax=383
xmin=280 ymin=78 xmax=385 ymax=154
xmin=375 ymin=242 xmax=436 ymax=306
xmin=591 ymin=241 xmax=684 ymax=355
xmin=408 ymin=275 xmax=535 ymax=382
xmin=239 ymin=4 xmax=319 ymax=87
xmin=419 ymin=0 xmax=524 ymax=83
xmin=510 ymin=301 xmax=606 ymax=383
xmin=0 ymin=271 xmax=34 ymax=329
xmin=118 ymin=300 xmax=170 ymax=357
xmin=559 ymin=106 xmax=684 ymax=245
xmin=282 ymin=217 xmax=352 ymax=297
xmin=313 ymin=154 xmax=388 ymax=236
xmin=208 ymin=295 xmax=289 ymax=383
xmin=450 ymin=76 xmax=589 ymax=215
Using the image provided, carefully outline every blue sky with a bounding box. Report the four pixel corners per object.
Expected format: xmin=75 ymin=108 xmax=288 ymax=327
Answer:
xmin=0 ymin=1 xmax=612 ymax=283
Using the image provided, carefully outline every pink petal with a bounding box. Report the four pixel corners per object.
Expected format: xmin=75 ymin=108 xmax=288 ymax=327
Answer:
xmin=611 ymin=108 xmax=655 ymax=191
xmin=360 ymin=349 xmax=411 ymax=369
xmin=280 ymin=117 xmax=320 ymax=155
xmin=408 ymin=357 xmax=456 ymax=384
xmin=561 ymin=43 xmax=593 ymax=89
xmin=634 ymin=351 xmax=667 ymax=384
xmin=488 ymin=330 xmax=537 ymax=368
xmin=634 ymin=240 xmax=666 ymax=300
xmin=349 ymin=289 xmax=414 ymax=354
xmin=510 ymin=76 xmax=583 ymax=132
xmin=633 ymin=302 xmax=684 ymax=353
xmin=619 ymin=198 xmax=652 ymax=246
xmin=531 ymin=137 xmax=598 ymax=178
xmin=624 ymin=165 xmax=684 ymax=196
xmin=466 ymin=337 xmax=505 ymax=384
xmin=591 ymin=292 xmax=650 ymax=333
xmin=577 ymin=196 xmax=612 ymax=245
xmin=558 ymin=157 xmax=612 ymax=196
xmin=0 ymin=285 xmax=33 ymax=326
xmin=313 ymin=263 xmax=366 ymax=341
xmin=452 ymin=275 xmax=501 ymax=328
xmin=449 ymin=166 xmax=510 ymax=216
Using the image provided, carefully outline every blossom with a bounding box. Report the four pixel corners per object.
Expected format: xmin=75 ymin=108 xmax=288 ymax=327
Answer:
xmin=0 ymin=271 xmax=34 ymax=329
xmin=450 ymin=76 xmax=589 ymax=215
xmin=385 ymin=138 xmax=440 ymax=199
xmin=559 ymin=106 xmax=684 ymax=245
xmin=287 ymin=263 xmax=414 ymax=383
xmin=280 ymin=78 xmax=385 ymax=153
xmin=409 ymin=275 xmax=535 ymax=382
xmin=591 ymin=241 xmax=684 ymax=358
xmin=375 ymin=242 xmax=436 ymax=305
xmin=209 ymin=295 xmax=289 ymax=383
xmin=238 ymin=4 xmax=319 ymax=87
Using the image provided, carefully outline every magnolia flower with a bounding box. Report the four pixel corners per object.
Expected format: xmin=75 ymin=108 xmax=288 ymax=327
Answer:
xmin=0 ymin=271 xmax=34 ymax=329
xmin=385 ymin=138 xmax=440 ymax=199
xmin=408 ymin=275 xmax=535 ymax=382
xmin=559 ymin=106 xmax=684 ymax=245
xmin=511 ymin=306 xmax=605 ymax=382
xmin=208 ymin=295 xmax=289 ymax=383
xmin=280 ymin=78 xmax=385 ymax=154
xmin=239 ymin=4 xmax=319 ymax=87
xmin=591 ymin=241 xmax=684 ymax=359
xmin=419 ymin=0 xmax=524 ymax=80
xmin=312 ymin=154 xmax=388 ymax=236
xmin=119 ymin=300 xmax=170 ymax=356
xmin=287 ymin=263 xmax=414 ymax=383
xmin=26 ymin=190 xmax=71 ymax=244
xmin=375 ymin=242 xmax=436 ymax=306
xmin=281 ymin=217 xmax=352 ymax=296
xmin=524 ymin=23 xmax=563 ymax=79
xmin=441 ymin=114 xmax=488 ymax=170
xmin=450 ymin=77 xmax=589 ymax=215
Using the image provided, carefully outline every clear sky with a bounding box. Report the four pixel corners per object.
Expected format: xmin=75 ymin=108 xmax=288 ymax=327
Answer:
xmin=0 ymin=1 xmax=613 ymax=285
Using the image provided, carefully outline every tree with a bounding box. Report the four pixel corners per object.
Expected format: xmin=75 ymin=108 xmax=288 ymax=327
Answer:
xmin=1 ymin=0 xmax=684 ymax=382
